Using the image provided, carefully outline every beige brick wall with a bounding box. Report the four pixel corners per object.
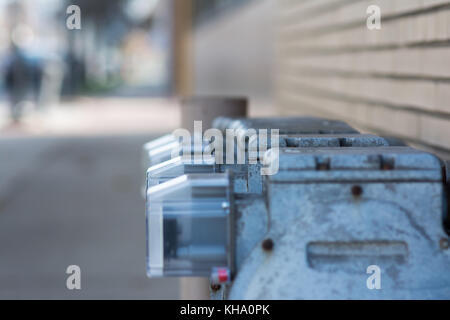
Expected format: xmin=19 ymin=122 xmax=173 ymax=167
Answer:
xmin=277 ymin=0 xmax=450 ymax=156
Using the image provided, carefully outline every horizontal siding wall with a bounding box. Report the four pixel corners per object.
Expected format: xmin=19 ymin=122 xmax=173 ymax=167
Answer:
xmin=277 ymin=0 xmax=450 ymax=156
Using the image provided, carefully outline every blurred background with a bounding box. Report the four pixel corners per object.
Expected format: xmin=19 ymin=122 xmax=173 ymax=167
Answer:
xmin=0 ymin=0 xmax=449 ymax=299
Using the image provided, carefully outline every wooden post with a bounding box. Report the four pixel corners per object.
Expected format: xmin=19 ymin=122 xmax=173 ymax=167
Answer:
xmin=173 ymin=0 xmax=194 ymax=96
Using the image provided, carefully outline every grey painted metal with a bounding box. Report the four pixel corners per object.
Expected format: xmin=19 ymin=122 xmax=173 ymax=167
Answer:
xmin=142 ymin=116 xmax=450 ymax=300
xmin=229 ymin=147 xmax=450 ymax=299
xmin=218 ymin=117 xmax=359 ymax=135
xmin=445 ymin=161 xmax=450 ymax=236
xmin=233 ymin=195 xmax=268 ymax=269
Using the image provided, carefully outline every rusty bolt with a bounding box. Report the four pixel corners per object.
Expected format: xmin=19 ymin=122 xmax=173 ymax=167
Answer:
xmin=210 ymin=284 xmax=221 ymax=292
xmin=262 ymin=238 xmax=274 ymax=252
xmin=440 ymin=238 xmax=449 ymax=250
xmin=351 ymin=185 xmax=363 ymax=197
xmin=316 ymin=163 xmax=329 ymax=171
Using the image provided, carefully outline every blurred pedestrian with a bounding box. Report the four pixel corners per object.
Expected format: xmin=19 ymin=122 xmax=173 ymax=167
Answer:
xmin=3 ymin=43 xmax=43 ymax=122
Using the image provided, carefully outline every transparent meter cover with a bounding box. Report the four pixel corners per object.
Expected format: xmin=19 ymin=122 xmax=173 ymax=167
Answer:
xmin=143 ymin=134 xmax=177 ymax=152
xmin=141 ymin=135 xmax=210 ymax=197
xmin=143 ymin=137 xmax=210 ymax=169
xmin=141 ymin=135 xmax=178 ymax=197
xmin=146 ymin=173 xmax=232 ymax=278
xmin=146 ymin=156 xmax=216 ymax=189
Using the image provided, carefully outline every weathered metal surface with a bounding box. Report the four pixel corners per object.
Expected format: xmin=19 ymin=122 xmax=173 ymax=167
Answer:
xmin=233 ymin=195 xmax=268 ymax=269
xmin=445 ymin=161 xmax=450 ymax=186
xmin=225 ymin=117 xmax=359 ymax=135
xmin=444 ymin=161 xmax=450 ymax=236
xmin=229 ymin=148 xmax=450 ymax=299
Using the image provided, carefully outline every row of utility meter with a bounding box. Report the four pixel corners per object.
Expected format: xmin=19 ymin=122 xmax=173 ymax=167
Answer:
xmin=142 ymin=117 xmax=450 ymax=299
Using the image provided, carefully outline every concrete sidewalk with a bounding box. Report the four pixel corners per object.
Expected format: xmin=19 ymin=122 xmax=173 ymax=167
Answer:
xmin=0 ymin=135 xmax=180 ymax=299
xmin=0 ymin=98 xmax=181 ymax=299
xmin=0 ymin=97 xmax=180 ymax=138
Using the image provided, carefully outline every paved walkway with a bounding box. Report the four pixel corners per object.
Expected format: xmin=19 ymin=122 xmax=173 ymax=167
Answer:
xmin=0 ymin=97 xmax=180 ymax=138
xmin=0 ymin=98 xmax=181 ymax=299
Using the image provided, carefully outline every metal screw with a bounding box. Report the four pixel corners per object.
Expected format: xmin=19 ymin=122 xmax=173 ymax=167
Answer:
xmin=210 ymin=284 xmax=221 ymax=292
xmin=351 ymin=185 xmax=363 ymax=197
xmin=440 ymin=238 xmax=449 ymax=250
xmin=262 ymin=238 xmax=274 ymax=252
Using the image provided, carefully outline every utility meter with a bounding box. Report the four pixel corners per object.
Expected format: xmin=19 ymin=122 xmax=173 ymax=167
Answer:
xmin=146 ymin=173 xmax=234 ymax=281
xmin=142 ymin=116 xmax=450 ymax=299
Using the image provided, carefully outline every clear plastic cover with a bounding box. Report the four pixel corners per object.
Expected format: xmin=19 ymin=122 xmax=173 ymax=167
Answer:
xmin=146 ymin=174 xmax=232 ymax=277
xmin=146 ymin=156 xmax=216 ymax=189
xmin=143 ymin=134 xmax=177 ymax=152
xmin=144 ymin=137 xmax=210 ymax=169
xmin=141 ymin=135 xmax=179 ymax=197
xmin=141 ymin=135 xmax=211 ymax=196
